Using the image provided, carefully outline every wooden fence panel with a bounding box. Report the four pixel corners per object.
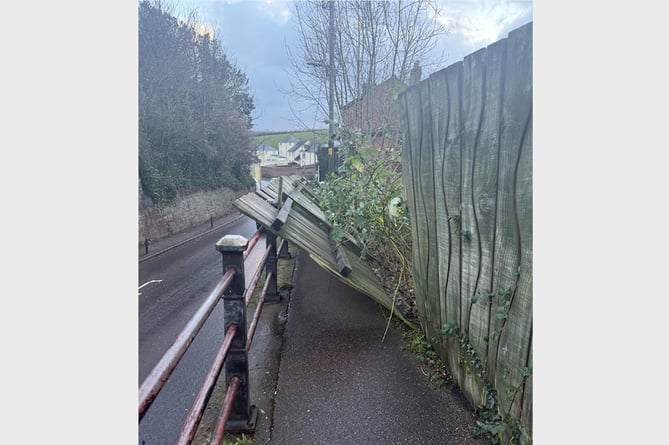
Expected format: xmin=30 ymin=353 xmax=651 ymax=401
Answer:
xmin=400 ymin=22 xmax=532 ymax=444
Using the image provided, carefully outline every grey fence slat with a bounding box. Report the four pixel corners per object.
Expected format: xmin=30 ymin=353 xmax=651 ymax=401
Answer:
xmin=441 ymin=62 xmax=464 ymax=339
xmin=468 ymin=37 xmax=507 ymax=364
xmin=459 ymin=47 xmax=486 ymax=343
xmin=419 ymin=79 xmax=441 ymax=340
xmin=493 ymin=23 xmax=533 ymax=424
xmin=272 ymin=197 xmax=293 ymax=230
xmin=401 ymin=84 xmax=429 ymax=328
xmin=426 ymin=68 xmax=450 ymax=336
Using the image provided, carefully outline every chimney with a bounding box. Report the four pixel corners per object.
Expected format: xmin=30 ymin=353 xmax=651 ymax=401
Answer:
xmin=409 ymin=60 xmax=422 ymax=85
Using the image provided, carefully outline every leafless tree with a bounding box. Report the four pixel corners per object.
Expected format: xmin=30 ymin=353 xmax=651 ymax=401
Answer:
xmin=284 ymin=0 xmax=448 ymax=142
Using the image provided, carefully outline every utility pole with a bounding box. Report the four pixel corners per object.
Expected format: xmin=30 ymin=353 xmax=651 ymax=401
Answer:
xmin=327 ymin=0 xmax=335 ymax=175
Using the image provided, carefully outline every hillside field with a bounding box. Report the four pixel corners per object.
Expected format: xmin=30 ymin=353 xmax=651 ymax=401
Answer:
xmin=252 ymin=129 xmax=329 ymax=148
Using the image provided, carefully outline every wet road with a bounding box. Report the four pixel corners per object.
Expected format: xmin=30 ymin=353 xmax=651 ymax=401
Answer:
xmin=138 ymin=216 xmax=258 ymax=445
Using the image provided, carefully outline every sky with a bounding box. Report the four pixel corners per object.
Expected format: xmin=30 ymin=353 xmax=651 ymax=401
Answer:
xmin=173 ymin=0 xmax=533 ymax=132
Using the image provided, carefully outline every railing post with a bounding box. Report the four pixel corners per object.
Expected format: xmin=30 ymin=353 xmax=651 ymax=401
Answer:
xmin=215 ymin=235 xmax=257 ymax=433
xmin=265 ymin=232 xmax=280 ymax=302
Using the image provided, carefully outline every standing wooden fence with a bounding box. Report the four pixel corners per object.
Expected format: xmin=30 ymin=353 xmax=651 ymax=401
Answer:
xmin=399 ymin=23 xmax=532 ymax=444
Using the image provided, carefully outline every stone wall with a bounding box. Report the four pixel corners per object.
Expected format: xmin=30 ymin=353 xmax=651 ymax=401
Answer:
xmin=138 ymin=184 xmax=249 ymax=244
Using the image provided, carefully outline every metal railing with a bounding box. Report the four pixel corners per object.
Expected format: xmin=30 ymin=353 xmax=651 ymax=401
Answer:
xmin=138 ymin=228 xmax=286 ymax=445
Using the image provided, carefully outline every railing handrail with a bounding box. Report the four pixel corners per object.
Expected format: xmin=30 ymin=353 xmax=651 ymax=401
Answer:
xmin=212 ymin=377 xmax=241 ymax=444
xmin=243 ymin=229 xmax=263 ymax=261
xmin=174 ymin=324 xmax=238 ymax=445
xmin=243 ymin=244 xmax=272 ymax=306
xmin=246 ymin=271 xmax=273 ymax=351
xmin=139 ymin=227 xmax=285 ymax=444
xmin=138 ymin=267 xmax=236 ymax=421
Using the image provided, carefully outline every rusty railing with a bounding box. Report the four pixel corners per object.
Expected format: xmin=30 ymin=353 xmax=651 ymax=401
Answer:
xmin=138 ymin=228 xmax=286 ymax=445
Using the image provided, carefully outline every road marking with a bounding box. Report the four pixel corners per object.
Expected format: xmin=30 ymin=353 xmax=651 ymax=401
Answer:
xmin=138 ymin=279 xmax=163 ymax=296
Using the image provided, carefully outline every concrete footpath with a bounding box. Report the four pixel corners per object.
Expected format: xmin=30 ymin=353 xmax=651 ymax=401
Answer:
xmin=268 ymin=250 xmax=488 ymax=445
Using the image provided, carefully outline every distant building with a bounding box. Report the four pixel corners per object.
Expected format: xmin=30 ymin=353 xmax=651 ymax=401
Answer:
xmin=278 ymin=135 xmax=303 ymax=159
xmin=255 ymin=142 xmax=279 ymax=163
xmin=289 ymin=140 xmax=317 ymax=166
xmin=341 ymin=62 xmax=422 ymax=150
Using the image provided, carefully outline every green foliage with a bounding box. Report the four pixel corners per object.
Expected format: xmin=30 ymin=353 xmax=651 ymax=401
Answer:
xmin=315 ymin=137 xmax=411 ymax=274
xmin=400 ymin=330 xmax=451 ymax=387
xmin=223 ymin=434 xmax=256 ymax=445
xmin=313 ymin=134 xmax=415 ymax=319
xmin=138 ymin=161 xmax=178 ymax=205
xmin=439 ymin=321 xmax=531 ymax=445
xmin=138 ymin=0 xmax=256 ymax=205
xmin=440 ymin=322 xmax=458 ymax=337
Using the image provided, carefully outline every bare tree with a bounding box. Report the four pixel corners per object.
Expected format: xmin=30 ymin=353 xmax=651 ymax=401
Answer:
xmin=284 ymin=0 xmax=448 ymax=143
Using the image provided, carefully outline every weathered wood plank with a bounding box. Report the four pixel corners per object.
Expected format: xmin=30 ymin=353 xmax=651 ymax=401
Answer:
xmin=400 ymin=83 xmax=430 ymax=329
xmin=425 ymin=67 xmax=448 ymax=336
xmin=330 ymin=238 xmax=353 ymax=277
xmin=489 ymin=23 xmax=532 ymax=423
xmin=440 ymin=61 xmax=464 ymax=335
xmin=459 ymin=47 xmax=487 ymax=341
xmin=467 ymin=37 xmax=507 ymax=364
xmin=272 ymin=197 xmax=293 ymax=230
xmin=423 ymin=64 xmax=463 ymax=389
xmin=418 ymin=76 xmax=441 ymax=340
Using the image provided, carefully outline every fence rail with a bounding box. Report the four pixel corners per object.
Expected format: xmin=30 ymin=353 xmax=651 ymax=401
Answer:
xmin=138 ymin=228 xmax=285 ymax=445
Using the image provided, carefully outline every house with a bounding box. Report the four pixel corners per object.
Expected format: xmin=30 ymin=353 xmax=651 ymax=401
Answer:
xmin=287 ymin=140 xmax=306 ymax=162
xmin=341 ymin=61 xmax=423 ymax=150
xmin=278 ymin=135 xmax=303 ymax=159
xmin=289 ymin=140 xmax=318 ymax=166
xmin=255 ymin=142 xmax=279 ymax=163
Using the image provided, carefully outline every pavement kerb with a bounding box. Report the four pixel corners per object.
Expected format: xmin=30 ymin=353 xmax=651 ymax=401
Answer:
xmin=138 ymin=213 xmax=246 ymax=264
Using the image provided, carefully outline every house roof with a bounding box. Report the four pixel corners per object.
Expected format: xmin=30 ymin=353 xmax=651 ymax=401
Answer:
xmin=288 ymin=140 xmax=308 ymax=153
xmin=256 ymin=143 xmax=278 ymax=153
